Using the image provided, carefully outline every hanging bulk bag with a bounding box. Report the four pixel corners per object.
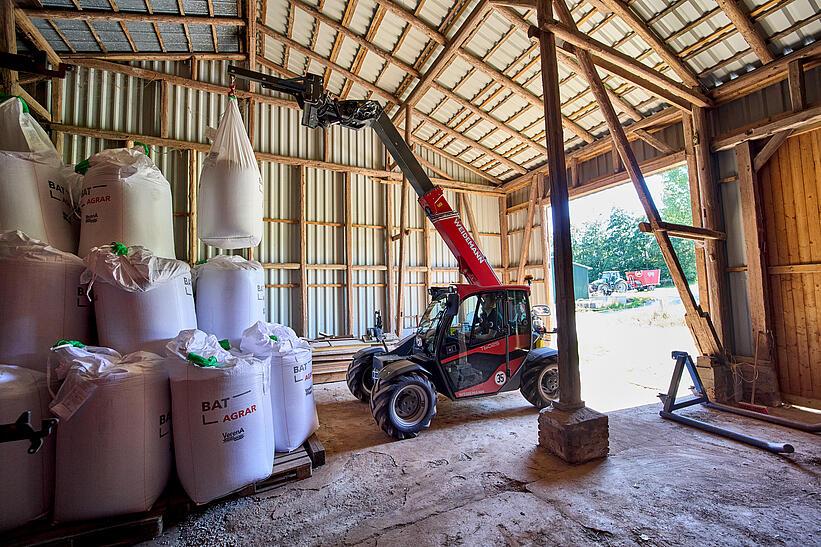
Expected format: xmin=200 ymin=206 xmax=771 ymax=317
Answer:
xmin=0 ymin=97 xmax=78 ymax=252
xmin=240 ymin=322 xmax=318 ymax=452
xmin=0 ymin=231 xmax=95 ymax=372
xmin=166 ymin=330 xmax=274 ymax=504
xmin=0 ymin=366 xmax=55 ymax=532
xmin=194 ymin=255 xmax=265 ymax=346
xmin=197 ymin=98 xmax=263 ymax=249
xmin=49 ymin=343 xmax=172 ymax=522
xmin=82 ymin=243 xmax=196 ymax=354
xmin=77 ymin=148 xmax=175 ymax=258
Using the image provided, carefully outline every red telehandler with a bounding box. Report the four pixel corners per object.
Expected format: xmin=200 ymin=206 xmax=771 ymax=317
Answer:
xmin=230 ymin=67 xmax=560 ymax=439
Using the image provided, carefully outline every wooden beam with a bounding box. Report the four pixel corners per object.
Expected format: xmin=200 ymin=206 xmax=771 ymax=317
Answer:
xmin=187 ymin=149 xmax=198 ymax=264
xmin=385 ymin=177 xmax=395 ymax=334
xmin=246 ymin=0 xmax=256 ymax=90
xmin=552 ymin=0 xmax=722 ymax=357
xmin=490 ymin=0 xmax=536 ymax=7
xmin=682 ymin=113 xmax=709 ymax=311
xmin=787 ymin=59 xmax=806 ymax=111
xmin=633 ymin=128 xmax=675 ymax=155
xmin=14 ymin=8 xmax=61 ymax=67
xmin=713 ymin=0 xmax=774 ymax=64
xmin=499 ymin=195 xmax=509 ymax=284
xmin=535 ymin=0 xmax=582 ymax=408
xmin=532 ymin=19 xmax=712 ymax=108
xmin=753 ymin=131 xmax=791 ymax=172
xmin=344 ymin=172 xmax=355 ymax=336
xmin=596 ymin=0 xmax=700 ymax=87
xmin=1 ymin=0 xmax=16 ymax=95
xmin=160 ymin=80 xmax=169 ymax=139
xmin=297 ymin=166 xmax=308 ymax=337
xmin=736 ymin=140 xmax=772 ymax=357
xmin=63 ymin=52 xmax=246 ymax=61
xmin=22 ymin=9 xmax=246 ymax=25
xmin=539 ymin=174 xmax=552 ymax=333
xmin=371 ymin=0 xmax=446 ymax=46
xmin=396 ymin=107 xmax=410 ymax=335
xmin=712 ymin=104 xmax=821 ymax=151
xmin=516 ymin=179 xmax=538 ymax=283
xmin=638 ymin=221 xmax=726 ymax=241
xmin=460 ymin=193 xmax=482 ymax=251
xmin=13 ymin=85 xmax=50 ymax=121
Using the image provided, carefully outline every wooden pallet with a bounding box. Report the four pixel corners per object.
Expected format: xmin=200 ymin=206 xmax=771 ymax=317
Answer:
xmin=1 ymin=435 xmax=326 ymax=547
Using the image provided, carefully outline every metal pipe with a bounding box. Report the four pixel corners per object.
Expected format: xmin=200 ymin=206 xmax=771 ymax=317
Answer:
xmin=660 ymin=411 xmax=795 ymax=454
xmin=705 ymin=402 xmax=821 ymax=433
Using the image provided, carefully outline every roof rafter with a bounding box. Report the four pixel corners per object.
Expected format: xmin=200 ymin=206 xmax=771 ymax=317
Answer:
xmin=713 ymin=0 xmax=775 ymax=64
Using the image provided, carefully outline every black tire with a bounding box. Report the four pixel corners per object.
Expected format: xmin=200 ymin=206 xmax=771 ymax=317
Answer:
xmin=370 ymin=372 xmax=437 ymax=440
xmin=615 ymin=280 xmax=629 ymax=293
xmin=346 ymin=347 xmax=384 ymax=403
xmin=520 ymin=358 xmax=559 ymax=409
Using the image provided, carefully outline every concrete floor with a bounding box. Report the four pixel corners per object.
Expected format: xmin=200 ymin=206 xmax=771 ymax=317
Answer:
xmin=150 ymin=383 xmax=821 ymax=546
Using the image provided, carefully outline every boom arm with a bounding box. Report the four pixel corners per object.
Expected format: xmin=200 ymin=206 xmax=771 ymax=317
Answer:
xmin=229 ymin=66 xmax=500 ymax=287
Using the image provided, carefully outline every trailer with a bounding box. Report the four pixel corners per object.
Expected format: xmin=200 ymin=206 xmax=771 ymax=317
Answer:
xmin=625 ymin=269 xmax=661 ymax=291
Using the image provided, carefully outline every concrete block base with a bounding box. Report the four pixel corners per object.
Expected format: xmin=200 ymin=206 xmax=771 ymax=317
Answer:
xmin=735 ymin=361 xmax=782 ymax=407
xmin=538 ymin=405 xmax=609 ymax=464
xmin=696 ymin=356 xmax=741 ymax=403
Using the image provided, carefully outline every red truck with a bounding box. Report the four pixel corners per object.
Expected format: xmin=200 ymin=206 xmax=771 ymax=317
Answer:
xmin=625 ymin=269 xmax=661 ymax=291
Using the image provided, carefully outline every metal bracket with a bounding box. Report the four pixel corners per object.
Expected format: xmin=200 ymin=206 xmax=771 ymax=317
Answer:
xmin=659 ymin=351 xmax=794 ymax=454
xmin=0 ymin=411 xmax=58 ymax=454
xmin=0 ymin=51 xmax=68 ymax=79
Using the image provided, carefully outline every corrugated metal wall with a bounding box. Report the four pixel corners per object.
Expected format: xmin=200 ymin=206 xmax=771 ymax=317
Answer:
xmin=55 ymin=59 xmax=506 ymax=338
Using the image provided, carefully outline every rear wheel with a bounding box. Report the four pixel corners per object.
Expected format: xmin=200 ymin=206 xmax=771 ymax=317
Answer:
xmin=520 ymin=358 xmax=559 ymax=409
xmin=615 ymin=280 xmax=629 ymax=293
xmin=370 ymin=372 xmax=436 ymax=440
xmin=346 ymin=348 xmax=384 ymax=403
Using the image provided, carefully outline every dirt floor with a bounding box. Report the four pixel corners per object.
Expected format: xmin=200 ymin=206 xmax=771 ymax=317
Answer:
xmin=148 ymin=292 xmax=821 ymax=546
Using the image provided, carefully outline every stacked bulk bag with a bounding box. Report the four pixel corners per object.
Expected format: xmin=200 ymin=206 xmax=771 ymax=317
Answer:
xmin=0 ymin=231 xmax=94 ymax=372
xmin=77 ymin=148 xmax=175 ymax=258
xmin=0 ymin=96 xmax=78 ymax=252
xmin=49 ymin=342 xmax=172 ymax=522
xmin=197 ymin=98 xmax=263 ymax=249
xmin=166 ymin=330 xmax=274 ymax=504
xmin=82 ymin=243 xmax=197 ymax=354
xmin=241 ymin=322 xmax=318 ymax=452
xmin=0 ymin=366 xmax=55 ymax=532
xmin=195 ymin=255 xmax=265 ymax=347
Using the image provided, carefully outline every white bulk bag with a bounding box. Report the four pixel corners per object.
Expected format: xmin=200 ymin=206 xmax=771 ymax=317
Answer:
xmin=0 ymin=366 xmax=54 ymax=532
xmin=197 ymin=98 xmax=263 ymax=249
xmin=241 ymin=321 xmax=318 ymax=452
xmin=0 ymin=231 xmax=95 ymax=372
xmin=166 ymin=330 xmax=274 ymax=504
xmin=78 ymin=148 xmax=175 ymax=258
xmin=50 ymin=344 xmax=172 ymax=522
xmin=0 ymin=97 xmax=78 ymax=252
xmin=195 ymin=255 xmax=265 ymax=346
xmin=82 ymin=243 xmax=196 ymax=354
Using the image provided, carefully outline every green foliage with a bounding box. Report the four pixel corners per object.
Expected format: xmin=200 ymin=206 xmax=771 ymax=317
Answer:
xmin=571 ymin=167 xmax=697 ymax=285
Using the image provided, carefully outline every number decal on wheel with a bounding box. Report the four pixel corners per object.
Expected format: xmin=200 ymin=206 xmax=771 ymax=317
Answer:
xmin=495 ymin=371 xmax=506 ymax=385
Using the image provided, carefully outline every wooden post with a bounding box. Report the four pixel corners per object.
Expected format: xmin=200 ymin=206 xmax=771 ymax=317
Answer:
xmin=51 ymin=78 xmax=64 ymax=158
xmin=297 ymin=166 xmax=309 ymax=337
xmin=516 ymin=179 xmax=538 ymax=283
xmin=693 ymin=106 xmax=730 ymax=350
xmin=344 ymin=172 xmax=355 ymax=336
xmin=1 ymin=0 xmax=17 ymax=95
xmin=534 ymin=0 xmax=582 ymax=409
xmin=385 ymin=180 xmax=395 ymax=334
xmin=499 ymin=195 xmax=509 ymax=284
xmin=160 ymin=81 xmax=169 ymax=139
xmin=395 ymin=106 xmax=411 ymax=335
xmin=422 ymin=208 xmax=432 ymax=296
xmin=187 ymin=149 xmax=198 ymax=264
xmin=736 ymin=140 xmax=771 ymax=355
xmin=682 ymin=114 xmax=710 ymax=311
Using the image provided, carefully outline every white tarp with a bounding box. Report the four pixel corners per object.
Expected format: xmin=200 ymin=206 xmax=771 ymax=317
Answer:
xmin=240 ymin=322 xmax=318 ymax=452
xmin=166 ymin=330 xmax=274 ymax=504
xmin=0 ymin=366 xmax=54 ymax=532
xmin=82 ymin=243 xmax=196 ymax=354
xmin=197 ymin=99 xmax=263 ymax=249
xmin=194 ymin=255 xmax=265 ymax=346
xmin=0 ymin=231 xmax=95 ymax=372
xmin=50 ymin=343 xmax=172 ymax=522
xmin=78 ymin=148 xmax=175 ymax=258
xmin=0 ymin=97 xmax=78 ymax=252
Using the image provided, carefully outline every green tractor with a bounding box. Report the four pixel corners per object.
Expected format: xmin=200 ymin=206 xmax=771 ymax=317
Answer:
xmin=589 ymin=270 xmax=629 ymax=296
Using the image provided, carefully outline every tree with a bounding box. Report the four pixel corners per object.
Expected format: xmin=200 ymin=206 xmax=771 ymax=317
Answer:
xmin=571 ymin=166 xmax=697 ymax=286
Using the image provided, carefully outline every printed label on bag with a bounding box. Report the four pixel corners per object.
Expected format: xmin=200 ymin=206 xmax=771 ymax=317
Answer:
xmin=159 ymin=411 xmax=172 ymax=438
xmin=222 ymin=427 xmax=246 ymax=443
xmin=51 ymin=379 xmax=97 ymax=421
xmin=200 ymin=389 xmax=258 ymax=426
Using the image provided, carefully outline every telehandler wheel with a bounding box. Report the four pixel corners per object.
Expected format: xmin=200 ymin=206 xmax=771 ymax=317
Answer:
xmin=520 ymin=358 xmax=559 ymax=409
xmin=346 ymin=347 xmax=384 ymax=403
xmin=370 ymin=372 xmax=437 ymax=440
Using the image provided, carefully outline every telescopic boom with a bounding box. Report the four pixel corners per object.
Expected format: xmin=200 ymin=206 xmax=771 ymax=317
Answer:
xmin=229 ymin=66 xmax=500 ymax=287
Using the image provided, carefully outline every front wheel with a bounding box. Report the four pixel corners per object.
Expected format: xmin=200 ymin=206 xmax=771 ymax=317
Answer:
xmin=520 ymin=359 xmax=559 ymax=409
xmin=615 ymin=280 xmax=629 ymax=293
xmin=370 ymin=372 xmax=437 ymax=440
xmin=346 ymin=347 xmax=384 ymax=403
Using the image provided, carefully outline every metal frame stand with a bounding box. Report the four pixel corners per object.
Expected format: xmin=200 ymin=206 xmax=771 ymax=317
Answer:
xmin=659 ymin=351 xmax=794 ymax=454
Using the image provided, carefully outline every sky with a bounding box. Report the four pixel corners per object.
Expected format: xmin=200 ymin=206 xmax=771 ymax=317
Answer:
xmin=568 ymin=173 xmax=667 ymax=227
